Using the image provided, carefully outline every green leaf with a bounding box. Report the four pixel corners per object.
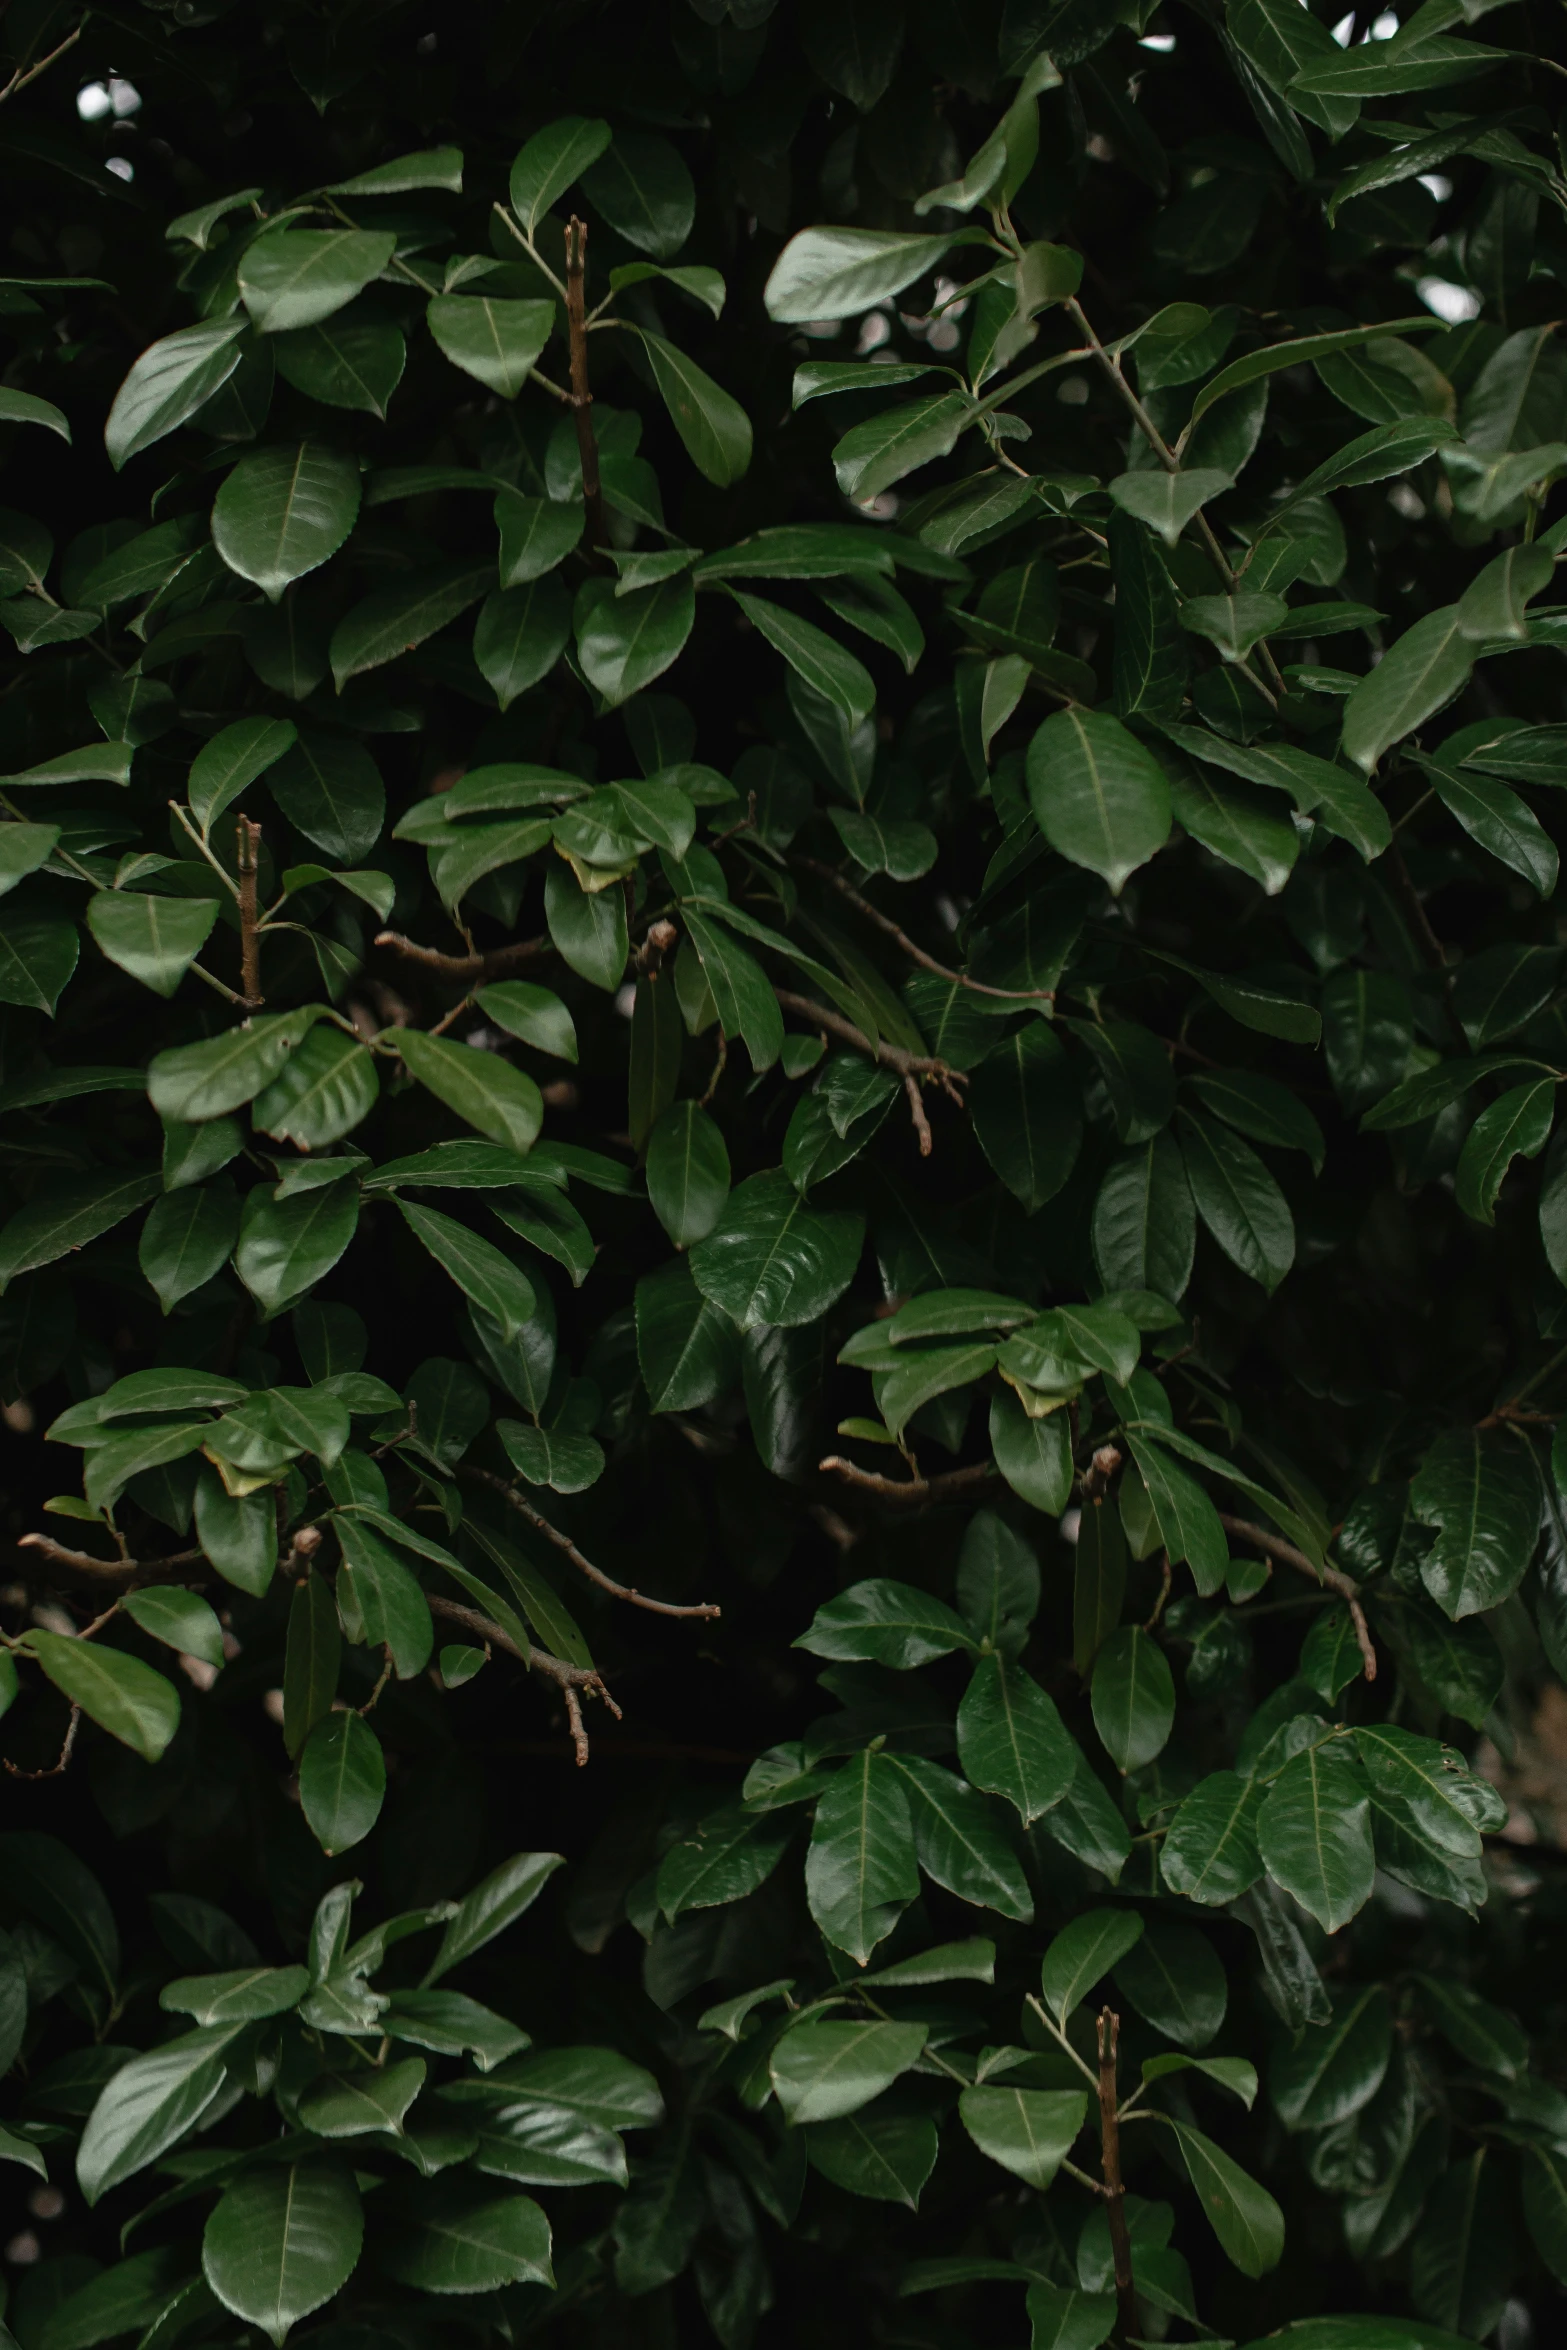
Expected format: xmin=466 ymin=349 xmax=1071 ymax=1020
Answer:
xmin=1523 ymin=2146 xmax=1567 ymax=2288
xmin=1109 ymin=468 xmax=1234 ymax=548
xmin=212 ymin=443 xmax=362 ymax=603
xmin=806 ymin=2111 xmax=938 ymax=2209
xmin=428 ymin=296 xmax=553 ymax=400
xmin=1424 ymin=759 xmax=1558 ymax=896
xmin=656 ymin=1804 xmax=792 ymax=1921
xmin=331 ymin=561 xmax=493 ymax=691
xmin=252 ymin=1026 xmax=378 ymax=1151
xmin=1024 ymin=2281 xmax=1118 ymax=2350
xmin=26 ymin=1634 xmax=179 ymax=1763
xmin=635 ymin=1257 xmax=741 ymax=1412
xmin=234 ymin=1177 xmax=360 ymax=1318
xmin=645 ymin=1101 xmax=729 ymax=1248
xmin=1114 ymin=1916 xmax=1226 ymax=2049
xmin=1409 ymin=1428 xmax=1539 ymax=1618
xmin=1257 ymin=1738 xmax=1374 ymax=1931
xmin=1092 ymin=1134 xmax=1195 ymax=1300
xmin=1027 ymin=708 xmax=1171 ymax=894
xmin=1164 ymin=2116 xmax=1284 ymax=2275
xmin=958 ymin=2086 xmax=1087 ymax=2190
xmin=77 ymin=2023 xmax=244 ymax=2202
xmin=832 ymin=393 xmax=973 ymax=501
xmin=392 ymin=1030 xmax=542 ymax=1155
xmin=298 ymin=2056 xmax=427 ymax=2136
xmin=86 ymin=892 xmax=218 ymax=998
xmin=969 ymin=1023 xmax=1083 ymax=1211
xmin=105 ymin=319 xmax=248 ymax=468
xmin=1342 ymin=605 xmax=1473 ymax=774
xmin=731 ymin=590 xmax=875 ymax=725
xmin=280 ymin=1574 xmax=339 ymax=1763
xmin=1161 ymin=1770 xmax=1265 ymax=1905
xmin=0 ymin=894 xmax=78 ymax=1012
xmin=189 ymin=716 xmax=299 ymax=836
xmin=0 ymin=822 xmax=58 ymax=896
xmin=691 ymin=1168 xmax=862 ymax=1330
xmin=629 ymin=327 xmax=751 ymax=487
xmin=1040 ymin=1908 xmax=1144 ymax=2020
xmin=298 ymin=1711 xmax=385 ymax=1855
xmin=275 ymin=318 xmax=405 ymax=417
xmin=1271 ymin=1985 xmax=1393 ymax=2130
xmin=765 ymin=227 xmax=968 ymax=323
xmin=398 ymin=1200 xmax=537 ymax=1342
xmin=149 ymin=1007 xmax=326 ymax=1122
xmin=476 ymin=980 xmax=577 ymax=1062
xmin=238 ymin=231 xmax=398 ymax=334
xmin=886 ymin=1752 xmax=1033 ymax=1920
xmin=378 ymin=2180 xmax=552 ymax=2291
xmin=1454 ymin=1077 xmax=1554 ymax=1224
xmin=1176 ymin=1108 xmax=1295 ymax=1293
xmin=122 ymin=1586 xmax=225 ymax=1670
xmin=1190 ymin=320 xmax=1442 ymax=426
xmin=581 ymin=131 xmax=693 ymax=259
xmin=335 ymin=1517 xmax=434 ymax=1678
xmin=795 ymin=1578 xmax=974 ymax=1669
xmin=0 ymin=1168 xmax=161 ymax=1283
xmin=576 ymin=575 xmax=695 ymax=706
xmin=1167 ymin=760 xmax=1299 ymax=895
xmin=330 ymin=145 xmax=462 ymax=194
xmin=201 ymin=2160 xmax=363 ymax=2345
xmin=381 ymin=1989 xmax=528 ymax=2071
xmin=1091 ymin=1626 xmax=1175 ymax=1772
xmin=770 ymin=2019 xmax=928 ymax=2124
xmin=509 ymin=116 xmax=611 ymax=233
xmin=956 ymin=1656 xmax=1075 ymax=1826
xmin=423 ymin=1852 xmax=565 ymax=1985
xmin=475 ymin=578 xmax=572 ymax=708
xmin=804 ymin=1748 xmax=920 ymax=1963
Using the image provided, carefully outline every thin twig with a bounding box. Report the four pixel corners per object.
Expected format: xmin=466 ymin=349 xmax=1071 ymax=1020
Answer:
xmin=564 ymin=216 xmax=607 ymax=552
xmin=700 ymin=1027 xmax=728 ymax=1107
xmin=793 ymin=855 xmax=1054 ymax=1001
xmin=236 ymin=815 xmax=263 ymax=1008
xmin=1097 ymin=2009 xmax=1139 ymax=2345
xmin=0 ymin=19 xmax=83 ymax=107
xmin=426 ymin=1594 xmax=621 ymax=1766
xmin=375 ymin=931 xmax=549 ymax=982
xmin=1217 ymin=1512 xmax=1376 ymax=1683
xmin=18 ymin=1533 xmax=205 ymax=1585
xmin=460 ymin=1467 xmax=721 ymax=1619
xmin=4 ymin=1704 xmax=81 ymax=1780
xmin=774 ymin=988 xmax=966 ymax=1157
xmin=818 ymin=1456 xmax=999 ymax=1505
xmin=357 ymin=1648 xmax=394 ymax=1717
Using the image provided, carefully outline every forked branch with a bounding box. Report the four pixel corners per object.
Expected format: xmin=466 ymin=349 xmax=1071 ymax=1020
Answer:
xmin=1216 ymin=1512 xmax=1376 ymax=1683
xmin=460 ymin=1466 xmax=721 ymax=1619
xmin=426 ymin=1593 xmax=621 ymax=1766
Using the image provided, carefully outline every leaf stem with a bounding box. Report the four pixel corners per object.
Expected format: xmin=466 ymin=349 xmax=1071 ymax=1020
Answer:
xmin=564 ymin=216 xmax=607 ymax=553
xmin=1096 ymin=2007 xmax=1138 ymax=2344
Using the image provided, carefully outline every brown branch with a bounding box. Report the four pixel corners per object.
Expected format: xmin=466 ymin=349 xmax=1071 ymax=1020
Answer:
xmin=17 ymin=1533 xmax=205 ymax=1587
xmin=460 ymin=1467 xmax=721 ymax=1619
xmin=426 ymin=1593 xmax=621 ymax=1766
xmin=1097 ymin=2009 xmax=1138 ymax=2344
xmin=357 ymin=1647 xmax=394 ymax=1717
xmin=818 ymin=1455 xmax=999 ymax=1505
xmin=775 ymin=989 xmax=967 ymax=1156
xmin=4 ymin=1703 xmax=80 ymax=1780
xmin=236 ymin=815 xmax=263 ymax=1008
xmin=0 ymin=20 xmax=83 ymax=107
xmin=700 ymin=1027 xmax=728 ymax=1107
xmin=1217 ymin=1512 xmax=1376 ymax=1684
xmin=375 ymin=931 xmax=550 ymax=982
xmin=565 ymin=216 xmax=606 ymax=553
xmin=793 ymin=855 xmax=1055 ymax=1002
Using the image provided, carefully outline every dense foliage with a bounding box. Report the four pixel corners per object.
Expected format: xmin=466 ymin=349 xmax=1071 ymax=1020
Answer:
xmin=6 ymin=1 xmax=1567 ymax=2347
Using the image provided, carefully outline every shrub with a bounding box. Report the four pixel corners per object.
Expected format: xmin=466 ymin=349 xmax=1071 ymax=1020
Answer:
xmin=0 ymin=3 xmax=1565 ymax=2347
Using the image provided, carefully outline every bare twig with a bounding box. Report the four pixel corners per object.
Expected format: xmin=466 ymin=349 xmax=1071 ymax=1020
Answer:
xmin=794 ymin=855 xmax=1054 ymax=1001
xmin=818 ymin=1456 xmax=999 ymax=1505
xmin=0 ymin=19 xmax=83 ymax=107
xmin=426 ymin=1593 xmax=621 ymax=1766
xmin=700 ymin=1027 xmax=728 ymax=1107
xmin=460 ymin=1467 xmax=721 ymax=1619
xmin=375 ymin=931 xmax=549 ymax=982
xmin=775 ymin=987 xmax=966 ymax=1152
xmin=1217 ymin=1512 xmax=1376 ymax=1683
xmin=357 ymin=1648 xmax=395 ymax=1717
xmin=4 ymin=1703 xmax=81 ymax=1780
xmin=236 ymin=816 xmax=263 ymax=1009
xmin=1097 ymin=2009 xmax=1139 ymax=2344
xmin=18 ymin=1533 xmax=205 ymax=1586
xmin=564 ymin=216 xmax=606 ymax=552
